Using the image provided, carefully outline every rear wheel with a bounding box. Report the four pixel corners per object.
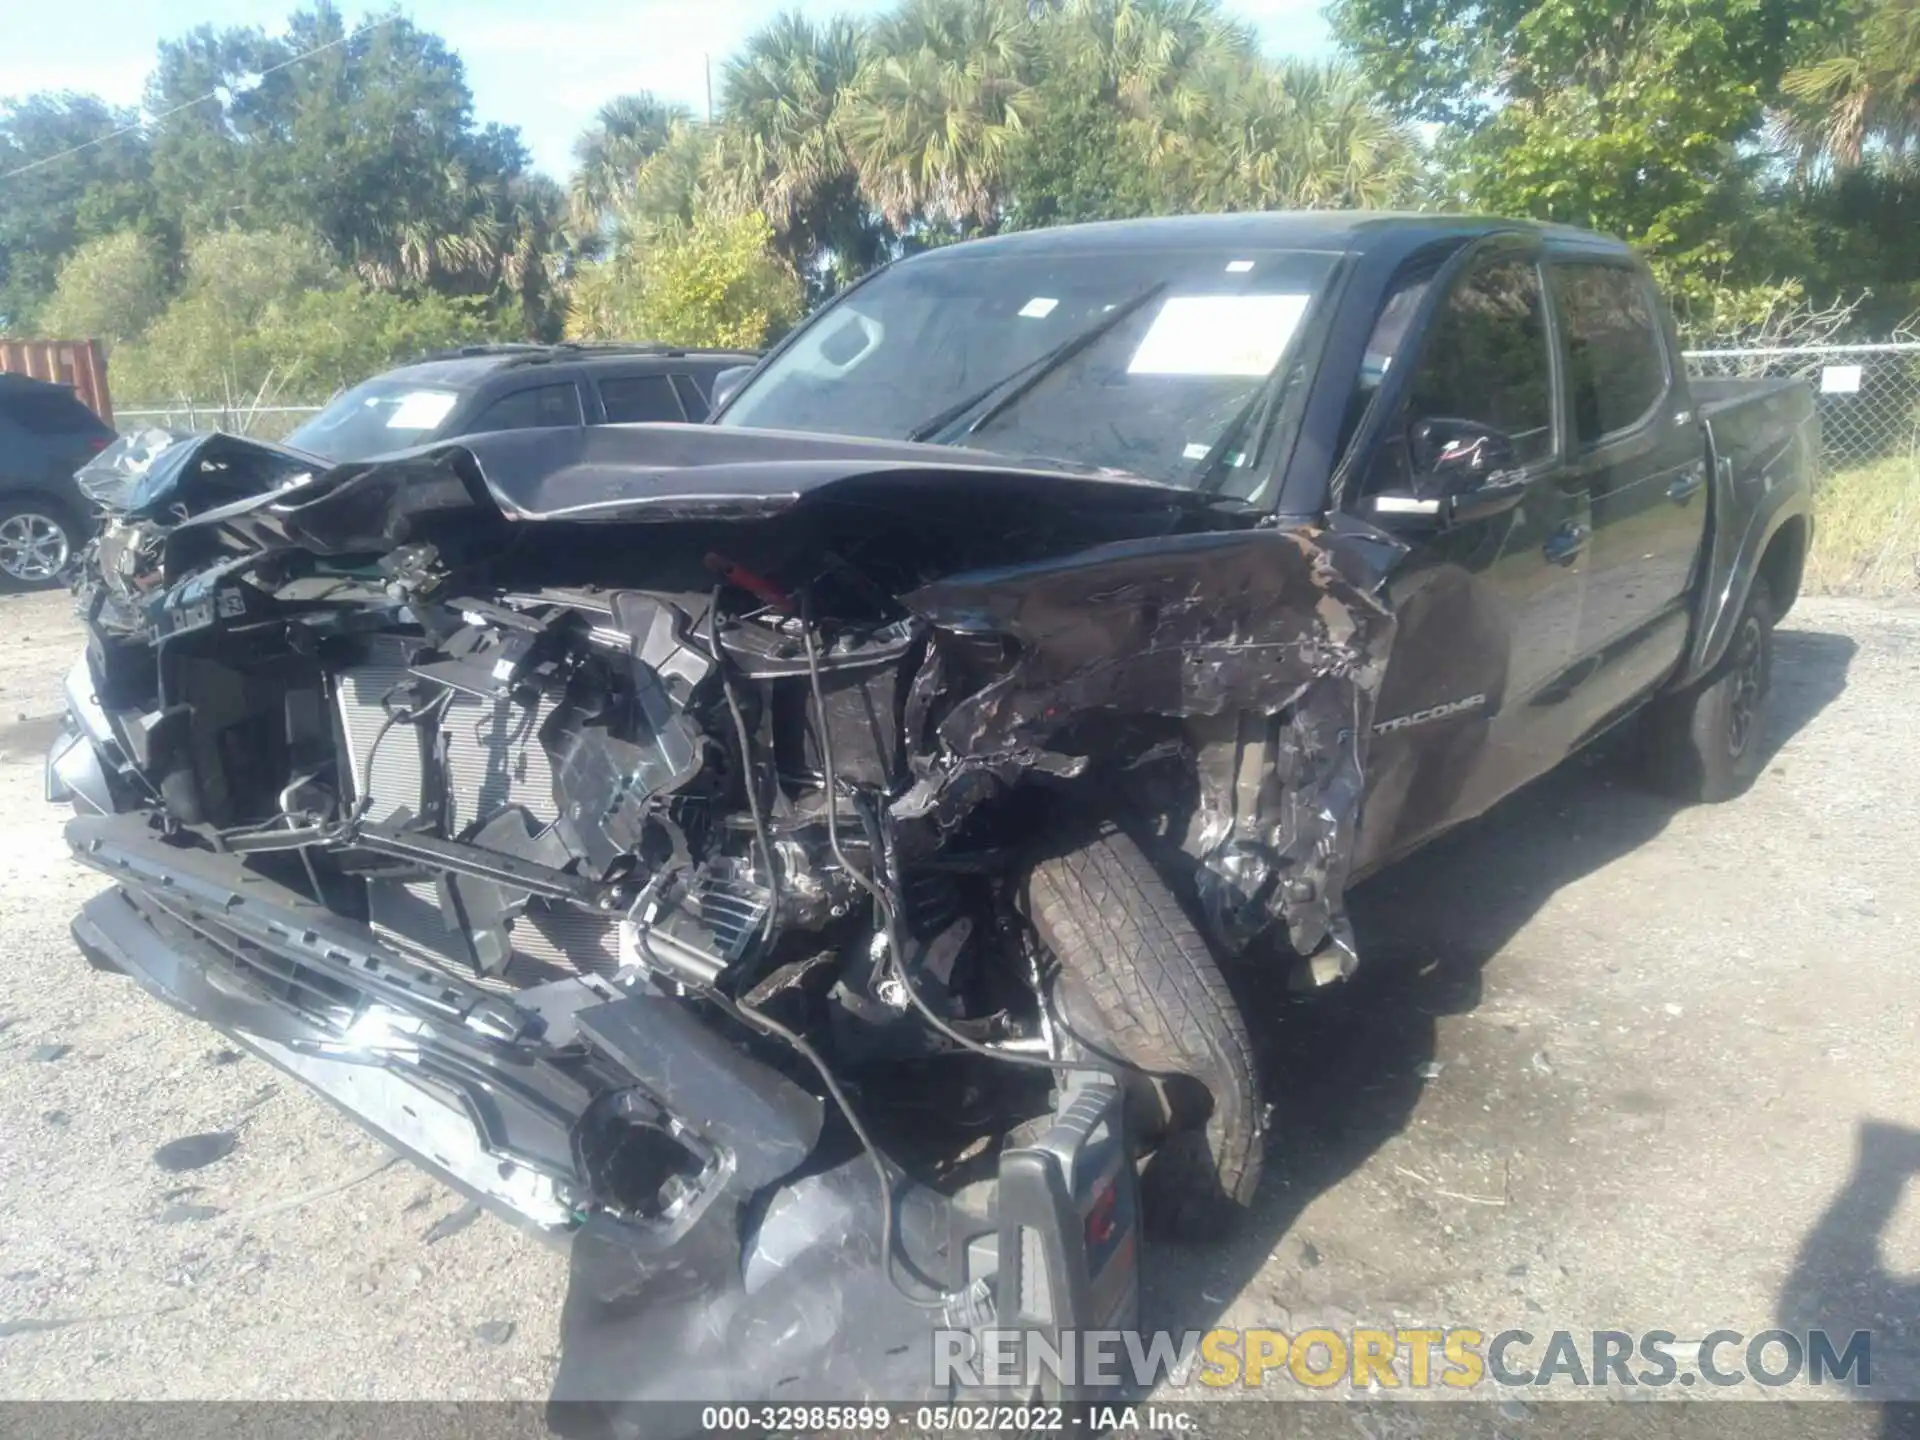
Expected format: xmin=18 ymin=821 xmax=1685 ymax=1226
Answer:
xmin=1642 ymin=580 xmax=1775 ymax=802
xmin=1024 ymin=827 xmax=1261 ymax=1239
xmin=0 ymin=498 xmax=79 ymax=592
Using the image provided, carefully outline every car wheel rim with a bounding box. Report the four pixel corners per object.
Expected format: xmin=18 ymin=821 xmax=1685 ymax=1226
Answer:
xmin=1726 ymin=616 xmax=1764 ymax=759
xmin=0 ymin=513 xmax=70 ymax=582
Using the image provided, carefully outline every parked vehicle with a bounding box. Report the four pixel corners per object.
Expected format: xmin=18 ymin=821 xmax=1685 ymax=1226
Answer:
xmin=44 ymin=213 xmax=1812 ymax=1416
xmin=282 ymin=342 xmax=760 ymax=463
xmin=0 ymin=338 xmax=113 ymax=425
xmin=0 ymin=373 xmax=115 ymax=589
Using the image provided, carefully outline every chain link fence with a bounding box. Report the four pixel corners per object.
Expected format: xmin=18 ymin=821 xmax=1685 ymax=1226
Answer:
xmin=1681 ymin=342 xmax=1920 ymax=480
xmin=1683 ymin=342 xmax=1920 ymax=594
xmin=115 ymin=403 xmax=323 ymax=444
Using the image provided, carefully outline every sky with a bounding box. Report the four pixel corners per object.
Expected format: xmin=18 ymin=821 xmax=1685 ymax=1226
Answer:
xmin=1 ymin=0 xmax=1334 ymax=180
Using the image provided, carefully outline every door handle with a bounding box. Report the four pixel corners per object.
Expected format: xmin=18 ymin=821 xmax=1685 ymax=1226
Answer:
xmin=1543 ymin=523 xmax=1589 ymax=566
xmin=1667 ymin=466 xmax=1706 ymax=503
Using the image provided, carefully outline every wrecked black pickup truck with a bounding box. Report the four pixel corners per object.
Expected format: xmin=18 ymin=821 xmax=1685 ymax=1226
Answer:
xmin=47 ymin=212 xmax=1812 ymax=1412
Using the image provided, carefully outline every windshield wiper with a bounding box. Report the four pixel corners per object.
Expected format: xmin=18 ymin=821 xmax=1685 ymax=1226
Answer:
xmin=1187 ymin=357 xmax=1295 ymax=496
xmin=903 ymin=282 xmax=1170 ymax=445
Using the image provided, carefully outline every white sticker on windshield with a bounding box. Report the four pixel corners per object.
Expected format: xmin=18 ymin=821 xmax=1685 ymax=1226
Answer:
xmin=1225 ymin=259 xmax=1255 ymax=273
xmin=385 ymin=391 xmax=458 ymax=430
xmin=1182 ymin=442 xmax=1210 ymax=460
xmin=1127 ymin=294 xmax=1310 ymax=377
xmin=1018 ymin=296 xmax=1059 ymax=319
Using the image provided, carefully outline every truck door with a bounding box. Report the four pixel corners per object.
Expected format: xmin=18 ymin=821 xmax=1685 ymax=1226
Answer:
xmin=1546 ymin=258 xmax=1708 ymax=727
xmin=1349 ymin=248 xmax=1592 ymax=872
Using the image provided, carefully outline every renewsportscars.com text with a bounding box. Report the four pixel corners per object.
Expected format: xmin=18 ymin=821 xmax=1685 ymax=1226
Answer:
xmin=934 ymin=1327 xmax=1875 ymax=1392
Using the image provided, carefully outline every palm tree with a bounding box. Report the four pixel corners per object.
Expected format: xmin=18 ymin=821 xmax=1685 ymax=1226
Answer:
xmin=569 ymin=92 xmax=694 ymax=237
xmin=1042 ymin=0 xmax=1254 ymax=141
xmin=839 ymin=0 xmax=1037 ymax=229
xmin=719 ymin=14 xmax=867 ymax=236
xmin=1203 ymin=58 xmax=1422 ymax=211
xmin=1779 ymin=0 xmax=1920 ymax=173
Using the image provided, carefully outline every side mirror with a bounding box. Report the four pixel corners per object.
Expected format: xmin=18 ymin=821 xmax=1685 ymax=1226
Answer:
xmin=710 ymin=364 xmax=753 ymax=414
xmin=1368 ymin=418 xmax=1527 ymax=528
xmin=1409 ymin=417 xmax=1517 ymax=483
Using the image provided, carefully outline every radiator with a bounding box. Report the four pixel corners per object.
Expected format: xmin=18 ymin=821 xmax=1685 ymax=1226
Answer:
xmin=335 ymin=663 xmax=618 ymax=986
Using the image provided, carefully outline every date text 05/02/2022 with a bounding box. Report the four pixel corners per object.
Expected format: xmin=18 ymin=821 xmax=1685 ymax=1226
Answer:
xmin=697 ymin=1405 xmax=1200 ymax=1433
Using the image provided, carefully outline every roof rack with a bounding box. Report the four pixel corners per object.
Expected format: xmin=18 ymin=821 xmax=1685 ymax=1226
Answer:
xmin=404 ymin=340 xmax=757 ymax=369
xmin=407 ymin=342 xmax=556 ymax=364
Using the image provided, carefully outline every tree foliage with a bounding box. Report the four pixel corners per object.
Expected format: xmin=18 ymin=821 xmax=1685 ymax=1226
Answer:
xmin=1334 ymin=0 xmax=1830 ymax=274
xmin=109 ymin=224 xmax=490 ymax=405
xmin=0 ymin=94 xmax=157 ymax=332
xmin=38 ymin=232 xmax=170 ymax=348
xmin=13 ymin=0 xmax=1920 ymax=387
xmin=566 ymin=214 xmax=803 ymax=351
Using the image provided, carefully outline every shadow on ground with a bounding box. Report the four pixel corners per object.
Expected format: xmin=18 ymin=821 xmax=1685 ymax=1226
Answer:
xmin=1143 ymin=623 xmax=1856 ymax=1337
xmin=1779 ymin=1120 xmax=1920 ymax=1431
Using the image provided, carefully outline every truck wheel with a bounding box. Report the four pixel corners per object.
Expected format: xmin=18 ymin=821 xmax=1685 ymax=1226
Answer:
xmin=0 ymin=497 xmax=80 ymax=592
xmin=1024 ymin=827 xmax=1261 ymax=1239
xmin=1643 ymin=580 xmax=1775 ymax=803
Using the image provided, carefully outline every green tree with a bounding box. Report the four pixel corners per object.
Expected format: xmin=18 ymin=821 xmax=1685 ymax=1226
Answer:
xmin=1332 ymin=0 xmax=1829 ymax=276
xmin=113 ymin=226 xmax=493 ymax=405
xmin=1198 ymin=58 xmax=1422 ymax=210
xmin=840 ymin=0 xmax=1037 ymax=229
xmin=143 ymin=4 xmax=544 ymax=323
xmin=36 ymin=231 xmax=169 ymax=347
xmin=566 ymin=212 xmax=802 ymax=350
xmin=569 ymin=93 xmax=694 ymax=240
xmin=0 ymin=94 xmax=159 ymax=331
xmin=1779 ymin=0 xmax=1920 ymax=171
xmin=716 ymin=12 xmax=889 ymax=285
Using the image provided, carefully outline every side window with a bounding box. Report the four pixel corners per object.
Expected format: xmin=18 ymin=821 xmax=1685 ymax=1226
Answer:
xmin=1548 ymin=263 xmax=1668 ymax=444
xmin=471 ymin=382 xmax=582 ymax=433
xmin=597 ymin=374 xmax=685 ymax=424
xmin=672 ymin=374 xmax=710 ymax=422
xmin=1403 ymin=256 xmax=1555 ymax=466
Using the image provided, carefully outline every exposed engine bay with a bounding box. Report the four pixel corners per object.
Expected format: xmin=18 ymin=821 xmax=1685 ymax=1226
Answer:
xmin=50 ymin=425 xmax=1395 ymax=1413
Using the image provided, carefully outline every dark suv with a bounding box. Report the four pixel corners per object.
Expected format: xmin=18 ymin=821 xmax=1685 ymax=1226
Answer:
xmin=283 ymin=343 xmax=759 ymax=464
xmin=0 ymin=373 xmax=114 ymax=590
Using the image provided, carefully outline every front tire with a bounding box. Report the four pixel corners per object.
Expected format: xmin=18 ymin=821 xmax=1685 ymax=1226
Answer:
xmin=0 ymin=497 xmax=80 ymax=592
xmin=1643 ymin=580 xmax=1775 ymax=802
xmin=1024 ymin=827 xmax=1261 ymax=1239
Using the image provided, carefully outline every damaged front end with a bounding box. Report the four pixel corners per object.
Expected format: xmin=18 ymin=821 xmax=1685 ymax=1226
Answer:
xmin=50 ymin=426 xmax=1392 ymax=1411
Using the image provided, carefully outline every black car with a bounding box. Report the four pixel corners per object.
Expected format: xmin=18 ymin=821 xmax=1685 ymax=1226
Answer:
xmin=282 ymin=342 xmax=760 ymax=463
xmin=0 ymin=373 xmax=114 ymax=589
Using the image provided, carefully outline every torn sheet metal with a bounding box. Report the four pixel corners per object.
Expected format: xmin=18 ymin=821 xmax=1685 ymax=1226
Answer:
xmin=901 ymin=524 xmax=1396 ymax=967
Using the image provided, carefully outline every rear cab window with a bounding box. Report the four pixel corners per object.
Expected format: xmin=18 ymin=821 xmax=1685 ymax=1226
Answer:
xmin=1546 ymin=261 xmax=1670 ymax=445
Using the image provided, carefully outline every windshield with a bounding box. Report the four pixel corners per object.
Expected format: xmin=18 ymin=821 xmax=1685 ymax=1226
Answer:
xmin=285 ymin=378 xmax=461 ymax=462
xmin=719 ymin=245 xmax=1341 ymax=496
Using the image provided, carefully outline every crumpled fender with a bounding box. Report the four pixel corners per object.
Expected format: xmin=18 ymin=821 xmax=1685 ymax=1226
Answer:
xmin=898 ymin=521 xmax=1400 ymax=971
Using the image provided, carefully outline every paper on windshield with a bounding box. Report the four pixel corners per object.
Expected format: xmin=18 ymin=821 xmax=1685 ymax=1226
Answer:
xmin=1127 ymin=294 xmax=1311 ymax=377
xmin=384 ymin=390 xmax=458 ymax=430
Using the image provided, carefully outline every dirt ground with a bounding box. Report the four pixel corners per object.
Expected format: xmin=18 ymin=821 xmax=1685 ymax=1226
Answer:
xmin=1 ymin=586 xmax=1917 ymax=1411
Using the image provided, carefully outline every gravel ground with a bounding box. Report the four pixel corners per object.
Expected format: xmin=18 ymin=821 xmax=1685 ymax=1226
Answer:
xmin=1 ymin=587 xmax=1916 ymax=1408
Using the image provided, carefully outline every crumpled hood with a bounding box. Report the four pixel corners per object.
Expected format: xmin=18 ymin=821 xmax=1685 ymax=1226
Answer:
xmin=156 ymin=423 xmax=1200 ymax=551
xmin=444 ymin=422 xmax=1195 ymax=521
